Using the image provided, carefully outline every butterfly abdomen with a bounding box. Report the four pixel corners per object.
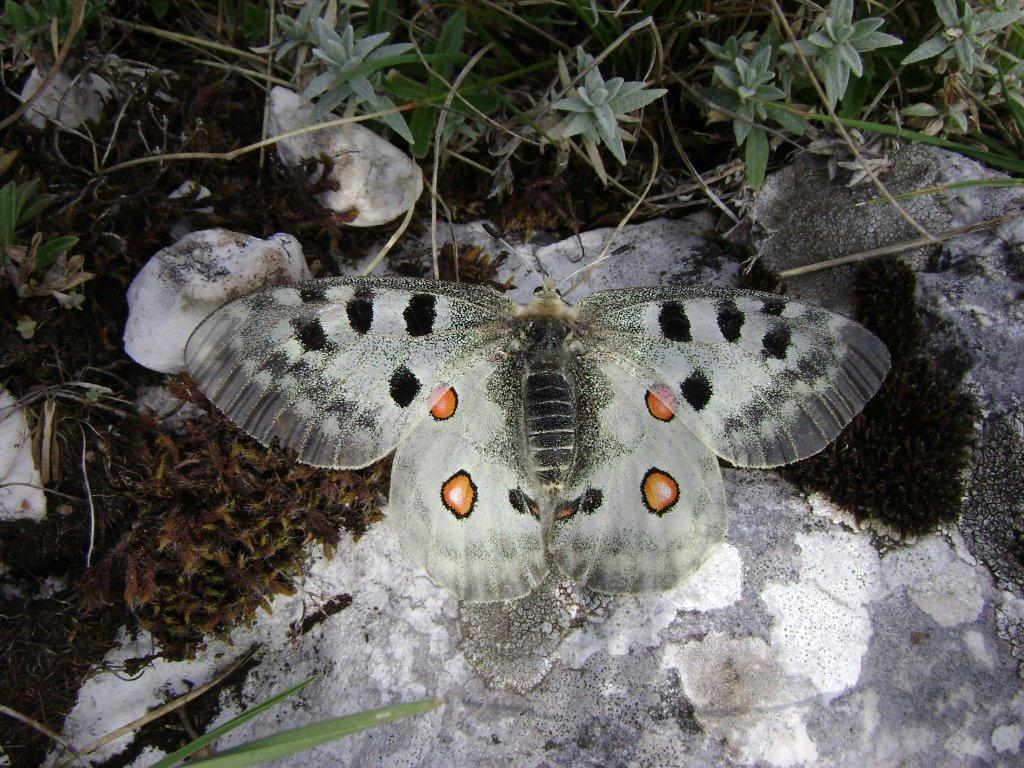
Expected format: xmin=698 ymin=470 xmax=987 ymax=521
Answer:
xmin=522 ymin=317 xmax=576 ymax=488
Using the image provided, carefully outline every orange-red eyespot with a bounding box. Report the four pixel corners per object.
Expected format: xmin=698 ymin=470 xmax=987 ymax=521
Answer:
xmin=642 ymin=467 xmax=680 ymax=515
xmin=645 ymin=386 xmax=677 ymax=422
xmin=429 ymin=385 xmax=458 ymax=420
xmin=556 ymin=504 xmax=576 ymax=521
xmin=441 ymin=470 xmax=476 ymax=518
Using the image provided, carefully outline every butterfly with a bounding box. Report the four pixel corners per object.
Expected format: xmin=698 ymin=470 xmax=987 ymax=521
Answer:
xmin=184 ymin=276 xmax=889 ymax=602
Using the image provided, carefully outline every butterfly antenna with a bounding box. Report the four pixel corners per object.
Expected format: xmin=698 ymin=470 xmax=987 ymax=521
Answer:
xmin=482 ymin=222 xmax=547 ymax=281
xmin=556 ymin=243 xmax=632 ymax=297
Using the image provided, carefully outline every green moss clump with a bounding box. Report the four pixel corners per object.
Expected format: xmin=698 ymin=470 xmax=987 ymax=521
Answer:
xmin=785 ymin=258 xmax=977 ymax=536
xmin=83 ymin=378 xmax=387 ymax=658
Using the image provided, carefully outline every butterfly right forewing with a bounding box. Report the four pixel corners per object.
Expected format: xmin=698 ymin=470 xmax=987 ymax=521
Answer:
xmin=574 ymin=285 xmax=890 ymax=468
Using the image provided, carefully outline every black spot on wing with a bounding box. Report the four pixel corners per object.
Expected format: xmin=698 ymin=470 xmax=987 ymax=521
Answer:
xmin=261 ymin=350 xmax=291 ymax=375
xmin=389 ymin=365 xmax=420 ymax=408
xmin=717 ymin=299 xmax=744 ymax=342
xmin=763 ymin=323 xmax=792 ymax=360
xmin=299 ymin=286 xmax=327 ymax=303
xmin=580 ymin=488 xmax=603 ymax=514
xmin=509 ymin=488 xmax=540 ymax=518
xmin=658 ymin=301 xmax=691 ymax=342
xmin=292 ymin=317 xmax=334 ymax=353
xmin=346 ymin=296 xmax=373 ymax=334
xmin=761 ymin=296 xmax=786 ymax=316
xmin=404 ymin=293 xmax=437 ymax=337
xmin=681 ymin=369 xmax=713 ymax=411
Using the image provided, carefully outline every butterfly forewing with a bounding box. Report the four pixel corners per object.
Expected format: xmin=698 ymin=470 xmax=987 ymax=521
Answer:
xmin=574 ymin=286 xmax=890 ymax=468
xmin=184 ymin=276 xmax=514 ymax=468
xmin=388 ymin=354 xmax=547 ymax=601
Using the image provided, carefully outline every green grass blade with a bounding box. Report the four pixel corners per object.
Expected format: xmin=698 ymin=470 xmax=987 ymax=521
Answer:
xmin=801 ymin=112 xmax=1024 ymax=174
xmin=183 ymin=698 xmax=442 ymax=768
xmin=862 ymin=177 xmax=1024 ymax=205
xmin=0 ymin=181 xmax=16 ymax=246
xmin=997 ymin=65 xmax=1024 ymax=135
xmin=149 ymin=675 xmax=318 ymax=768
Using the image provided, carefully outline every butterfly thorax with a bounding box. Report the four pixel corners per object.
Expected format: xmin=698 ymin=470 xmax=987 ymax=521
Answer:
xmin=520 ymin=315 xmax=576 ymax=490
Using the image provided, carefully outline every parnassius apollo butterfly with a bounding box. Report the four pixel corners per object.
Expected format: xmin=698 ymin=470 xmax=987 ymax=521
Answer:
xmin=184 ymin=276 xmax=889 ymax=602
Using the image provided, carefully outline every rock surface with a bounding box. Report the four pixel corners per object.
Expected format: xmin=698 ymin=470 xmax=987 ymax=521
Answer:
xmin=268 ymin=86 xmax=423 ymax=227
xmin=19 ymin=67 xmax=109 ymax=130
xmin=123 ymin=229 xmax=310 ymax=373
xmin=0 ymin=389 xmax=45 ymax=522
xmin=55 ymin=196 xmax=1024 ymax=766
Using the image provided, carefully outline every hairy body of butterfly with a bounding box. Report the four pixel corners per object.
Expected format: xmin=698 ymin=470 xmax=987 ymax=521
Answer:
xmin=185 ymin=276 xmax=890 ymax=602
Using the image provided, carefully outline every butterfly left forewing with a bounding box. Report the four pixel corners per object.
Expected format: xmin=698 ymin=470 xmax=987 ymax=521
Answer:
xmin=548 ymin=357 xmax=728 ymax=594
xmin=185 ymin=276 xmax=513 ymax=468
xmin=388 ymin=353 xmax=547 ymax=602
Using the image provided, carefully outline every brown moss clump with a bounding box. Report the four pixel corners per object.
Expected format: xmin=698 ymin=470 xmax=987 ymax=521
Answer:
xmin=83 ymin=378 xmax=388 ymax=658
xmin=785 ymin=258 xmax=977 ymax=536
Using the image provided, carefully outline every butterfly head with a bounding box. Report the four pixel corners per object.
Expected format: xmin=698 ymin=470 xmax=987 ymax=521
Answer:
xmin=520 ymin=278 xmax=577 ymax=322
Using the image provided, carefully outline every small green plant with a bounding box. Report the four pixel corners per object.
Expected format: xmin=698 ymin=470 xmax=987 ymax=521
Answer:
xmin=274 ymin=0 xmax=325 ymax=61
xmin=0 ymin=0 xmax=106 ymax=48
xmin=901 ymin=0 xmax=1024 ymax=75
xmin=780 ymin=0 xmax=901 ymax=108
xmin=701 ymin=36 xmax=806 ymax=187
xmin=0 ymin=177 xmax=78 ymax=272
xmin=303 ymin=16 xmax=414 ymax=141
xmin=552 ymin=46 xmax=666 ymax=176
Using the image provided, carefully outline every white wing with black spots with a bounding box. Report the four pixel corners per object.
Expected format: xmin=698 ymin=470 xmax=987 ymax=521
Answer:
xmin=575 ymin=285 xmax=890 ymax=467
xmin=185 ymin=276 xmax=514 ymax=468
xmin=549 ymin=356 xmax=727 ymax=594
xmin=388 ymin=354 xmax=547 ymax=601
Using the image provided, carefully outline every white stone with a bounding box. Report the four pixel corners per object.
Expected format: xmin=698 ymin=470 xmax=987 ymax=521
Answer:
xmin=671 ymin=542 xmax=743 ymax=611
xmin=168 ymin=181 xmax=213 ymax=213
xmin=883 ymin=535 xmax=986 ymax=628
xmin=19 ymin=67 xmax=109 ymax=130
xmin=992 ymin=724 xmax=1024 ymax=754
xmin=963 ymin=629 xmax=995 ymax=671
xmin=268 ymin=86 xmax=423 ymax=227
xmin=664 ymin=632 xmax=819 ymax=767
xmin=0 ymin=388 xmax=46 ymax=522
xmin=123 ymin=229 xmax=310 ymax=373
xmin=761 ymin=529 xmax=882 ymax=698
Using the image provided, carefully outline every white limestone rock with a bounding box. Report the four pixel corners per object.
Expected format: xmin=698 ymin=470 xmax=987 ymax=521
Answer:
xmin=883 ymin=534 xmax=988 ymax=628
xmin=53 ymin=214 xmax=1024 ymax=768
xmin=761 ymin=529 xmax=882 ymax=699
xmin=0 ymin=389 xmax=46 ymax=522
xmin=19 ymin=67 xmax=110 ymax=130
xmin=268 ymin=86 xmax=423 ymax=227
xmin=123 ymin=229 xmax=310 ymax=373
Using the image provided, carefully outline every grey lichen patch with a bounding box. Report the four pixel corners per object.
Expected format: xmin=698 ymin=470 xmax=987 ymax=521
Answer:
xmin=458 ymin=572 xmax=610 ymax=694
xmin=961 ymin=410 xmax=1024 ymax=670
xmin=747 ymin=145 xmax=1013 ymax=313
xmin=962 ymin=410 xmax=1024 ymax=593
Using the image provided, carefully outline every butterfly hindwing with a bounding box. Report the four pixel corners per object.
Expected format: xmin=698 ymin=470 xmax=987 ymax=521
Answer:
xmin=387 ymin=354 xmax=547 ymax=601
xmin=549 ymin=357 xmax=728 ymax=594
xmin=575 ymin=286 xmax=890 ymax=468
xmin=185 ymin=276 xmax=514 ymax=468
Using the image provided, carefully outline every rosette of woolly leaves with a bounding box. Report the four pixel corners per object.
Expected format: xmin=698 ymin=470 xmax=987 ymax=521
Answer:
xmin=702 ymin=37 xmax=805 ymax=188
xmin=274 ymin=0 xmax=325 ymax=61
xmin=302 ymin=17 xmax=414 ymax=142
xmin=780 ymin=0 xmax=901 ymax=108
xmin=902 ymin=0 xmax=1024 ymax=75
xmin=552 ymin=47 xmax=667 ymax=166
xmin=702 ymin=32 xmax=758 ymax=64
